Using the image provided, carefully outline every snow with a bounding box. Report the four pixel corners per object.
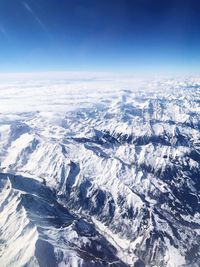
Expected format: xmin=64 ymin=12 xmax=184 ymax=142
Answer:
xmin=0 ymin=73 xmax=200 ymax=266
xmin=165 ymin=242 xmax=185 ymax=267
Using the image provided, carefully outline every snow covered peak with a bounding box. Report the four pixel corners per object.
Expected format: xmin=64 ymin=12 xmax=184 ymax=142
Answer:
xmin=0 ymin=76 xmax=200 ymax=266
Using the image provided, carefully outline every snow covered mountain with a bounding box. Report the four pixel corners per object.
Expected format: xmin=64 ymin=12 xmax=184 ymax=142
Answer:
xmin=0 ymin=75 xmax=200 ymax=267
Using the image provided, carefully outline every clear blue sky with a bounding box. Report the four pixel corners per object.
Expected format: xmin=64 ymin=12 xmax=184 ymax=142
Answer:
xmin=0 ymin=0 xmax=200 ymax=74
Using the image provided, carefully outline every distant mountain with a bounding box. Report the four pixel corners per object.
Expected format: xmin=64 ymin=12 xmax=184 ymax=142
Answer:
xmin=0 ymin=78 xmax=200 ymax=266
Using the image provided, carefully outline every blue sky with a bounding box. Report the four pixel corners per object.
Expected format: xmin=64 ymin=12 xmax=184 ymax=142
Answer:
xmin=0 ymin=0 xmax=200 ymax=74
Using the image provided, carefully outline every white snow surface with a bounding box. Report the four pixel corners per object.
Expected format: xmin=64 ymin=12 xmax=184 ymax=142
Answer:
xmin=0 ymin=73 xmax=200 ymax=267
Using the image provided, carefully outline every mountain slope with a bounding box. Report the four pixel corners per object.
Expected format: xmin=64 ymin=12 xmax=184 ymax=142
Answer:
xmin=0 ymin=77 xmax=200 ymax=266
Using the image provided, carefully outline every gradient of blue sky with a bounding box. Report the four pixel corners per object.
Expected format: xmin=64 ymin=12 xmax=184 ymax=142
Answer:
xmin=0 ymin=0 xmax=200 ymax=73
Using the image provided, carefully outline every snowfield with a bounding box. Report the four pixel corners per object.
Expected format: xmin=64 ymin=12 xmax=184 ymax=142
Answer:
xmin=0 ymin=73 xmax=200 ymax=267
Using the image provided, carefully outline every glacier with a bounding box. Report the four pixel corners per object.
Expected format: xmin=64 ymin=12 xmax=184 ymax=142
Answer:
xmin=0 ymin=74 xmax=200 ymax=267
